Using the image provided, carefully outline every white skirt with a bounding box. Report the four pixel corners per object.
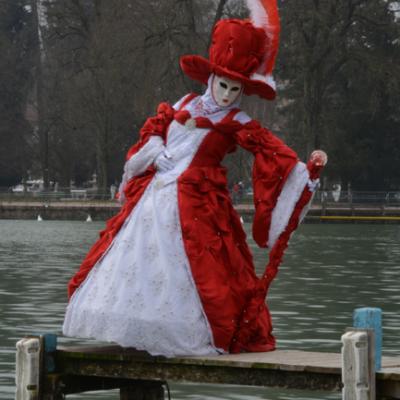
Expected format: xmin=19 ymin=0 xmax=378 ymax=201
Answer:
xmin=63 ymin=176 xmax=218 ymax=357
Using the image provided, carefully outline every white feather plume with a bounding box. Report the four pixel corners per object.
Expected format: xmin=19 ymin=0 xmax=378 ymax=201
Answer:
xmin=244 ymin=0 xmax=280 ymax=76
xmin=246 ymin=0 xmax=269 ymax=29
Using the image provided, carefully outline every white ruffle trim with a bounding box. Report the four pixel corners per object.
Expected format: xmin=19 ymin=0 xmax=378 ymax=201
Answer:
xmin=233 ymin=111 xmax=252 ymax=124
xmin=307 ymin=178 xmax=320 ymax=192
xmin=118 ymin=136 xmax=164 ymax=204
xmin=249 ymin=73 xmax=276 ymax=91
xmin=267 ymin=162 xmax=309 ymax=248
xmin=125 ymin=136 xmax=164 ymax=181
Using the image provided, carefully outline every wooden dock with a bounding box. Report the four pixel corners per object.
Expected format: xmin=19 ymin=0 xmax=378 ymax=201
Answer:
xmin=15 ymin=309 xmax=399 ymax=398
xmin=15 ymin=307 xmax=397 ymax=399
xmin=30 ymin=344 xmax=400 ymax=398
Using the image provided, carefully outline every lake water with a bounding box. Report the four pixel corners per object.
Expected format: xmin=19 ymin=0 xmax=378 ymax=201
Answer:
xmin=1 ymin=220 xmax=399 ymax=399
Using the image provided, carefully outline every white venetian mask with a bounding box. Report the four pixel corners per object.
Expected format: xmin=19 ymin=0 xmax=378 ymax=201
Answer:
xmin=211 ymin=75 xmax=243 ymax=107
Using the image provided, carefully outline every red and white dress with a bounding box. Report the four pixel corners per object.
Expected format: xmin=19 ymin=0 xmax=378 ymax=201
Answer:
xmin=63 ymin=93 xmax=315 ymax=356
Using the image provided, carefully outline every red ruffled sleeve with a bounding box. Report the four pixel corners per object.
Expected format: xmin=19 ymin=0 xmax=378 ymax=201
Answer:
xmin=231 ymin=121 xmax=326 ymax=353
xmin=125 ymin=102 xmax=175 ymax=160
xmin=235 ymin=120 xmax=298 ymax=248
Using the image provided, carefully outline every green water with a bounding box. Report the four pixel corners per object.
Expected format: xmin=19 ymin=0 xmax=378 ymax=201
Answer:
xmin=1 ymin=220 xmax=399 ymax=399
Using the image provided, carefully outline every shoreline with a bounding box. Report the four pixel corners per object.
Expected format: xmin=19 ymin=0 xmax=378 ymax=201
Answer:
xmin=1 ymin=200 xmax=400 ymax=223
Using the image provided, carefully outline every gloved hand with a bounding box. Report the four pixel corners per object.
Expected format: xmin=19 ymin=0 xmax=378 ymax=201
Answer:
xmin=309 ymin=150 xmax=328 ymax=167
xmin=154 ymin=149 xmax=174 ymax=172
xmin=307 ymin=150 xmax=327 ymax=192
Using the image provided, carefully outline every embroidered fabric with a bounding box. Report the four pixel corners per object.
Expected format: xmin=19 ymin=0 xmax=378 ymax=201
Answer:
xmin=63 ymin=178 xmax=216 ymax=356
xmin=63 ymin=99 xmax=234 ymax=356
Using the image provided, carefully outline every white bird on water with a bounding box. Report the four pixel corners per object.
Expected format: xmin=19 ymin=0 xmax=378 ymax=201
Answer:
xmin=86 ymin=214 xmax=92 ymax=222
xmin=37 ymin=214 xmax=43 ymax=222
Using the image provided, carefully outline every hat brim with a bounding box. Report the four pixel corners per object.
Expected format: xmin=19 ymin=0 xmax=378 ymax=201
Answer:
xmin=180 ymin=55 xmax=276 ymax=101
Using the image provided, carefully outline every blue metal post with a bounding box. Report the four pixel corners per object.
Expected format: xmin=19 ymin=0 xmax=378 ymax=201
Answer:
xmin=43 ymin=333 xmax=57 ymax=372
xmin=353 ymin=307 xmax=382 ymax=370
xmin=43 ymin=333 xmax=57 ymax=352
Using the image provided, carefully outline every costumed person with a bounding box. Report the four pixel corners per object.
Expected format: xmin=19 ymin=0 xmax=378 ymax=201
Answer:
xmin=63 ymin=0 xmax=327 ymax=356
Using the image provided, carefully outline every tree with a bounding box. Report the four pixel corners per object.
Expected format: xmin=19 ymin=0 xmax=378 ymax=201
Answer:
xmin=328 ymin=1 xmax=400 ymax=189
xmin=2 ymin=0 xmax=399 ymax=192
xmin=277 ymin=0 xmax=400 ymax=189
xmin=41 ymin=0 xmax=211 ymax=192
xmin=0 ymin=1 xmax=35 ymax=187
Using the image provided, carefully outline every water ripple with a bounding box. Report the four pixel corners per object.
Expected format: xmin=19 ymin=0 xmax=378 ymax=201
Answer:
xmin=1 ymin=221 xmax=399 ymax=399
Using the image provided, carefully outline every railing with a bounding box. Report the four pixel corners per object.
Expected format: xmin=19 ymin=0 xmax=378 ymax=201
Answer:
xmin=312 ymin=190 xmax=400 ymax=207
xmin=235 ymin=190 xmax=400 ymax=207
xmin=0 ymin=187 xmax=116 ymax=202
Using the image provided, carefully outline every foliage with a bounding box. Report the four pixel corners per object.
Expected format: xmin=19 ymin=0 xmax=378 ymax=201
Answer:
xmin=277 ymin=0 xmax=400 ymax=189
xmin=0 ymin=1 xmax=35 ymax=186
xmin=0 ymin=0 xmax=399 ymax=191
xmin=39 ymin=0 xmax=211 ymax=190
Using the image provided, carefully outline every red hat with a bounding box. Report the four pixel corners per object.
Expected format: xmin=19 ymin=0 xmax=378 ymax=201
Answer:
xmin=180 ymin=0 xmax=280 ymax=100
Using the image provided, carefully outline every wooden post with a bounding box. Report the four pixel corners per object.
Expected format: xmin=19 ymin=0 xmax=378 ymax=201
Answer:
xmin=342 ymin=307 xmax=382 ymax=400
xmin=341 ymin=330 xmax=375 ymax=400
xmin=16 ymin=337 xmax=41 ymax=400
xmin=353 ymin=307 xmax=382 ymax=371
xmin=16 ymin=334 xmax=61 ymax=400
xmin=120 ymin=381 xmax=165 ymax=400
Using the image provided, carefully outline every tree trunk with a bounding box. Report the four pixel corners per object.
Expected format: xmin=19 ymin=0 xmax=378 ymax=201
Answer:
xmin=96 ymin=130 xmax=109 ymax=196
xmin=32 ymin=0 xmax=50 ymax=190
xmin=302 ymin=68 xmax=323 ymax=155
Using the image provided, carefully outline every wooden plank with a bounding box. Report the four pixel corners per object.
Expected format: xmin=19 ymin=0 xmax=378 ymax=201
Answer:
xmin=379 ymin=368 xmax=400 ymax=381
xmin=57 ymin=347 xmax=342 ymax=373
xmin=55 ymin=348 xmax=343 ymax=392
xmin=53 ymin=345 xmax=400 ymax=397
xmin=56 ymin=346 xmax=400 ymax=372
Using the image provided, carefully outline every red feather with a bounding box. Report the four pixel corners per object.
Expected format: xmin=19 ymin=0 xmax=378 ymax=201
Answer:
xmin=246 ymin=0 xmax=280 ymax=75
